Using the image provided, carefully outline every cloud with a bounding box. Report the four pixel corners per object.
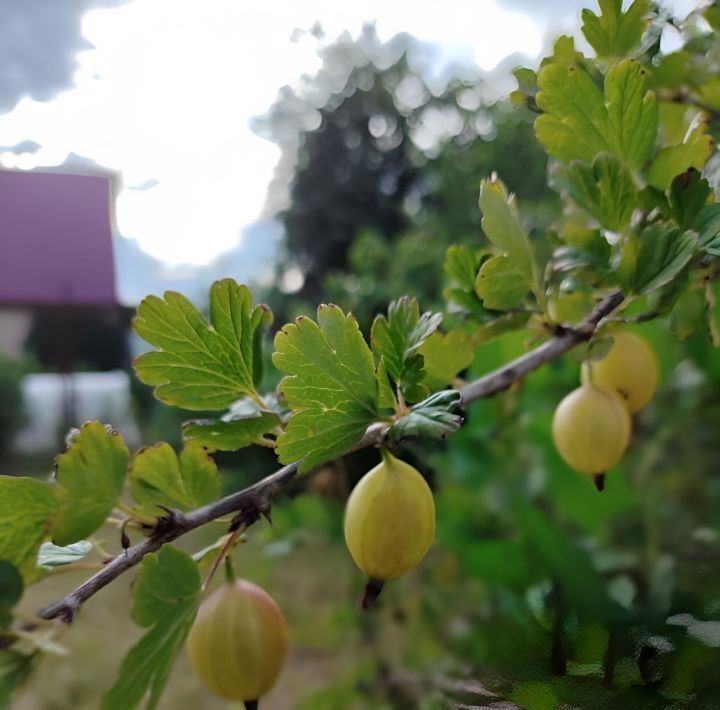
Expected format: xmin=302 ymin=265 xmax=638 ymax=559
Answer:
xmin=0 ymin=0 xmax=126 ymax=116
xmin=0 ymin=0 xmax=544 ymax=267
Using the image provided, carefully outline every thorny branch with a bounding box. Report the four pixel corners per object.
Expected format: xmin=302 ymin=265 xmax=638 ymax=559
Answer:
xmin=38 ymin=290 xmax=624 ymax=623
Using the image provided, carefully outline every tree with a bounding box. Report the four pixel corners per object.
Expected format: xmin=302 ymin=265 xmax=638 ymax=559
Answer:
xmin=258 ymin=25 xmax=553 ymax=318
xmin=4 ymin=1 xmax=720 ymax=707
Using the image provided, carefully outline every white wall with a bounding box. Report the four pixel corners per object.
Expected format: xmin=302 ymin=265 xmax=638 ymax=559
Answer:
xmin=0 ymin=309 xmax=31 ymax=358
xmin=14 ymin=370 xmax=140 ymax=453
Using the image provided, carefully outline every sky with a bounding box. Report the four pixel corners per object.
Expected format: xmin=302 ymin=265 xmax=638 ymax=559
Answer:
xmin=0 ymin=1 xmax=582 ymax=262
xmin=0 ymin=0 xmax=704 ymax=301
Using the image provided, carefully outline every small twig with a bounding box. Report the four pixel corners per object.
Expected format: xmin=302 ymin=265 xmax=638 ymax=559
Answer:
xmin=38 ymin=290 xmax=624 ymax=623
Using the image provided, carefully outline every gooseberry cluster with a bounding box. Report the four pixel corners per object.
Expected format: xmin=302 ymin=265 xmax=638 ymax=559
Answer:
xmin=552 ymin=331 xmax=659 ymax=490
xmin=185 ymin=335 xmax=658 ymax=704
xmin=185 ymin=448 xmax=436 ymax=705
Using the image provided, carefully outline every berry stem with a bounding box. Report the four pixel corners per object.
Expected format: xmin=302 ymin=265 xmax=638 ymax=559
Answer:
xmin=224 ymin=555 xmax=236 ymax=583
xmin=362 ymin=579 xmax=385 ymax=611
xmin=203 ymin=530 xmax=241 ymax=591
xmin=379 ymin=447 xmax=394 ymax=466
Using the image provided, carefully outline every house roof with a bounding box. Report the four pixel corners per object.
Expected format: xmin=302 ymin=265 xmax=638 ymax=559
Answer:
xmin=0 ymin=169 xmax=117 ymax=307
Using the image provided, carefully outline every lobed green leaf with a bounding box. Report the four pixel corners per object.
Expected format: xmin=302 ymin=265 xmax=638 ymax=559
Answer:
xmin=536 ymin=59 xmax=656 ymax=170
xmin=52 ymin=422 xmax=129 ymax=547
xmin=102 ymin=546 xmax=201 ymax=710
xmin=475 ymin=177 xmax=537 ymax=309
xmin=479 ymin=177 xmax=534 ymax=273
xmin=182 ymin=412 xmax=280 ymax=453
xmin=552 ymin=152 xmax=636 ymax=231
xmin=133 ymin=279 xmax=272 ymax=410
xmin=130 ymin=444 xmax=219 ymax=515
xmin=0 ymin=476 xmax=59 ymax=583
xmin=581 ymin=0 xmax=650 ymax=61
xmin=273 ymin=305 xmax=380 ymax=471
xmin=444 ymin=245 xmax=481 ymax=293
xmin=419 ymin=330 xmax=475 ymax=391
xmin=371 ymin=296 xmax=442 ymax=403
xmin=670 ymin=288 xmax=706 ymax=340
xmin=615 ymin=222 xmax=697 ymax=295
xmin=647 ymin=133 xmax=715 ymax=190
xmin=475 ymin=255 xmax=532 ymax=310
xmin=388 ymin=391 xmax=464 ymax=443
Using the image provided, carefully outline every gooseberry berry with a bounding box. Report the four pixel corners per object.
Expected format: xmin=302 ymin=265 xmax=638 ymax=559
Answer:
xmin=186 ymin=578 xmax=288 ymax=705
xmin=552 ymin=384 xmax=631 ymax=482
xmin=344 ymin=449 xmax=435 ymax=582
xmin=581 ymin=331 xmax=658 ymax=412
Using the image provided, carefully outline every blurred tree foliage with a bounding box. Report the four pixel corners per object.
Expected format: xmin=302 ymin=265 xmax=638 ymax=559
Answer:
xmin=257 ymin=26 xmax=559 ymax=327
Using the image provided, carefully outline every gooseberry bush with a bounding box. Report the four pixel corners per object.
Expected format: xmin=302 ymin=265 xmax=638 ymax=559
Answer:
xmin=3 ymin=1 xmax=720 ymax=707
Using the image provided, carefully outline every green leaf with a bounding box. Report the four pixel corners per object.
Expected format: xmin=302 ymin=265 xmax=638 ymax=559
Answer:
xmin=273 ymin=305 xmax=380 ymax=471
xmin=371 ymin=297 xmax=442 ymax=403
xmin=706 ymin=281 xmax=720 ymax=347
xmin=444 ymin=245 xmax=480 ymax=292
xmin=668 ymin=169 xmax=711 ymax=228
xmin=52 ymin=422 xmax=129 ymax=546
xmin=388 ymin=391 xmax=464 ymax=443
xmin=0 ymin=562 xmax=23 ymax=628
xmin=0 ymin=651 xmax=34 ymax=710
xmin=442 ymin=286 xmax=489 ymax=320
xmin=182 ymin=413 xmax=279 ymax=452
xmin=535 ymin=64 xmax=610 ymax=164
xmin=605 ymin=60 xmax=657 ymax=169
xmin=670 ymin=288 xmax=706 ymax=341
xmin=0 ymin=476 xmax=59 ymax=582
xmin=131 ymin=546 xmax=201 ymax=626
xmin=133 ymin=279 xmax=272 ymax=410
xmin=102 ymin=546 xmax=200 ymax=710
xmin=513 ymin=67 xmax=538 ymax=99
xmin=536 ymin=60 xmax=656 ymax=170
xmin=130 ymin=444 xmax=219 ymax=514
xmin=376 ymin=357 xmax=398 ymax=411
xmin=37 ymin=540 xmax=93 ymax=570
xmin=615 ymin=222 xmax=698 ymax=295
xmin=552 ymin=153 xmax=636 ymax=231
xmin=475 ymin=177 xmax=538 ymax=308
xmin=544 ymin=35 xmax=584 ymax=68
xmin=475 ymin=255 xmax=532 ymax=310
xmin=552 ymin=245 xmax=612 ymax=284
xmin=419 ymin=330 xmax=475 ymax=391
xmin=581 ymin=0 xmax=650 ymax=60
xmin=479 ymin=177 xmax=534 ymax=274
xmin=647 ymin=134 xmax=715 ymax=190
xmin=693 ymin=203 xmax=720 ymax=254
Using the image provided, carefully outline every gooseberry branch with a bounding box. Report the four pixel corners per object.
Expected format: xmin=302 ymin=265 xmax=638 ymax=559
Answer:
xmin=38 ymin=289 xmax=624 ymax=623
